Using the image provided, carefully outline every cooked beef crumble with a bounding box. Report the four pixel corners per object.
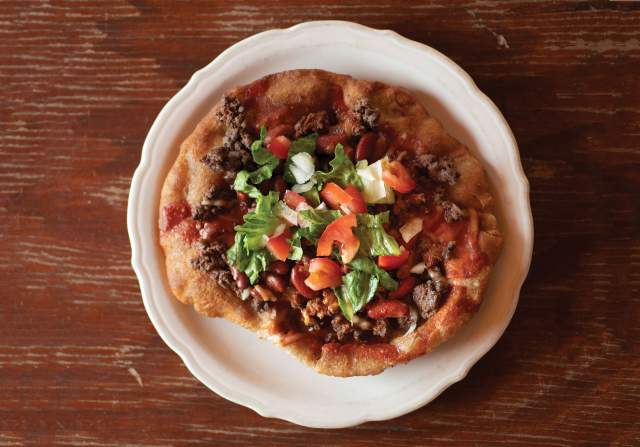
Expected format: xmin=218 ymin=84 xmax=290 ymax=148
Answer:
xmin=294 ymin=111 xmax=329 ymax=138
xmin=412 ymin=266 xmax=450 ymax=319
xmin=416 ymin=153 xmax=459 ymax=185
xmin=353 ymin=98 xmax=379 ymax=131
xmin=372 ymin=318 xmax=388 ymax=337
xmin=191 ymin=240 xmax=235 ymax=290
xmin=442 ymin=200 xmax=465 ymax=223
xmin=201 ymin=96 xmax=254 ymax=183
xmin=192 ymin=184 xmax=236 ymax=221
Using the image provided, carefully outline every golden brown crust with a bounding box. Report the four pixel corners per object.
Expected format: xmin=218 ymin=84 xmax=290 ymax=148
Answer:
xmin=159 ymin=69 xmax=502 ymax=376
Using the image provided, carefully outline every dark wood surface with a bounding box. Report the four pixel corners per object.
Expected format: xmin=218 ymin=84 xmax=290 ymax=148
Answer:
xmin=2 ymin=1 xmax=639 ymax=445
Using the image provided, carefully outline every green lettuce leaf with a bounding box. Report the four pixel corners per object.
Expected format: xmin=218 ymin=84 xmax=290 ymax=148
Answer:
xmin=287 ymin=229 xmax=303 ymax=261
xmin=314 ymin=144 xmax=363 ymax=189
xmin=297 ymin=208 xmax=341 ymax=243
xmin=333 ymin=271 xmax=379 ymax=322
xmin=348 ymin=257 xmax=398 ymax=291
xmin=354 ymin=211 xmax=401 ymax=257
xmin=233 ymin=191 xmax=281 ymax=250
xmin=226 ymin=233 xmax=271 ymax=285
xmin=232 ymin=127 xmax=279 ymax=198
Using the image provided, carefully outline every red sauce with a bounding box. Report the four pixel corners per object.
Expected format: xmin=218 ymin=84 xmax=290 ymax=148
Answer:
xmin=160 ymin=201 xmax=191 ymax=232
xmin=424 ymin=207 xmax=488 ymax=279
xmin=180 ymin=219 xmax=200 ymax=244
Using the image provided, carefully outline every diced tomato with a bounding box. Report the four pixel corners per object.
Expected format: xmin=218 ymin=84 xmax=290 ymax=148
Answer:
xmin=388 ymin=276 xmax=416 ymax=299
xmin=320 ymin=182 xmax=366 ymax=214
xmin=283 ymin=190 xmax=307 ymax=210
xmin=320 ymin=182 xmax=353 ymax=210
xmin=304 ymin=258 xmax=343 ymax=291
xmin=378 ymin=248 xmax=410 ymax=270
xmin=266 ymin=232 xmax=291 ymax=261
xmin=344 ymin=184 xmax=367 ymax=213
xmin=382 ymin=160 xmax=416 ymax=193
xmin=317 ymin=214 xmax=360 ymax=264
xmin=267 ymin=135 xmax=291 ymax=159
xmin=367 ymin=299 xmax=409 ymax=319
xmin=266 ymin=124 xmax=294 ymax=143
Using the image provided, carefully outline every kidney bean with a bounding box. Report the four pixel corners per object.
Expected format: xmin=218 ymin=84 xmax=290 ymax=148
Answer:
xmin=268 ymin=261 xmax=289 ymax=275
xmin=236 ymin=191 xmax=249 ymax=203
xmin=343 ymin=145 xmax=355 ymax=161
xmin=265 ymin=273 xmax=286 ymax=294
xmin=254 ymin=284 xmax=277 ymax=302
xmin=236 ymin=273 xmax=249 ymax=290
xmin=367 ymin=300 xmax=410 ymax=319
xmin=356 ymin=132 xmax=378 ymax=162
xmin=291 ymin=264 xmax=316 ymax=299
xmin=273 ymin=175 xmax=286 ymax=197
xmin=316 ymin=134 xmax=349 ymax=154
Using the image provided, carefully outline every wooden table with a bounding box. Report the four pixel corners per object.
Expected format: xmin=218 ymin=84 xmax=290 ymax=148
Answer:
xmin=2 ymin=1 xmax=639 ymax=445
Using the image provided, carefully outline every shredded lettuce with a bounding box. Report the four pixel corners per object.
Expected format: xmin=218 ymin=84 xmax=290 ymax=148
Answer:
xmin=297 ymin=208 xmax=341 ymax=243
xmin=348 ymin=257 xmax=398 ymax=291
xmin=233 ymin=127 xmax=279 ymax=198
xmin=232 ymin=191 xmax=280 ymax=250
xmin=354 ymin=211 xmax=402 ymax=257
xmin=287 ymin=229 xmax=304 ymax=261
xmin=333 ymin=271 xmax=379 ymax=322
xmin=314 ymin=144 xmax=363 ymax=189
xmin=226 ymin=233 xmax=271 ymax=285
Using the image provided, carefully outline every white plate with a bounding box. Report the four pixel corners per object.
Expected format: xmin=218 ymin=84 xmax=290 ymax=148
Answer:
xmin=128 ymin=21 xmax=533 ymax=429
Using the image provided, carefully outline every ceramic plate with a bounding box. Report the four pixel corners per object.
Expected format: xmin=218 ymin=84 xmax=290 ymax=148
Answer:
xmin=127 ymin=21 xmax=533 ymax=428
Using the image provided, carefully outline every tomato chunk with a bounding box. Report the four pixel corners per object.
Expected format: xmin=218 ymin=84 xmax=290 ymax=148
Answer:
xmin=304 ymin=258 xmax=343 ymax=291
xmin=320 ymin=182 xmax=353 ymax=210
xmin=378 ymin=248 xmax=410 ymax=270
xmin=317 ymin=214 xmax=360 ymax=264
xmin=283 ymin=190 xmax=307 ymax=210
xmin=382 ymin=160 xmax=416 ymax=193
xmin=367 ymin=299 xmax=409 ymax=319
xmin=266 ymin=232 xmax=291 ymax=261
xmin=267 ymin=135 xmax=291 ymax=159
xmin=388 ymin=276 xmax=416 ymax=299
xmin=321 ymin=182 xmax=366 ymax=214
xmin=344 ymin=184 xmax=367 ymax=213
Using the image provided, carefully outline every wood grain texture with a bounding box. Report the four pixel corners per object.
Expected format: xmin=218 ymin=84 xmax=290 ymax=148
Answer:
xmin=1 ymin=0 xmax=639 ymax=445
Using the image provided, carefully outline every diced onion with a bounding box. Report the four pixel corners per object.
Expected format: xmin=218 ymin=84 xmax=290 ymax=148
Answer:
xmin=400 ymin=217 xmax=423 ymax=243
xmin=275 ymin=203 xmax=298 ymax=226
xmin=240 ymin=289 xmax=251 ymax=301
xmin=292 ymin=179 xmax=315 ymax=193
xmin=315 ymin=202 xmax=327 ymax=210
xmin=403 ymin=306 xmax=419 ymax=336
xmin=409 ymin=262 xmax=426 ymax=275
xmin=289 ymin=152 xmax=315 ymax=184
xmin=340 ymin=204 xmax=352 ymax=214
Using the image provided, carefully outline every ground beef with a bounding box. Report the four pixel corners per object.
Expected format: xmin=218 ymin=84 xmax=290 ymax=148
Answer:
xmin=192 ymin=184 xmax=236 ymax=221
xmin=294 ymin=111 xmax=329 ymax=138
xmin=412 ymin=267 xmax=450 ymax=319
xmin=190 ymin=241 xmax=235 ymax=290
xmin=442 ymin=200 xmax=465 ymax=222
xmin=353 ymin=98 xmax=379 ymax=130
xmin=202 ymin=96 xmax=254 ymax=183
xmin=393 ymin=192 xmax=427 ymax=216
xmin=372 ymin=319 xmax=388 ymax=338
xmin=330 ymin=315 xmax=352 ymax=341
xmin=421 ymin=239 xmax=446 ymax=269
xmin=412 ymin=281 xmax=441 ymax=320
xmin=201 ymin=145 xmax=253 ymax=183
xmin=416 ymin=154 xmax=459 ymax=185
xmin=304 ymin=290 xmax=339 ymax=320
